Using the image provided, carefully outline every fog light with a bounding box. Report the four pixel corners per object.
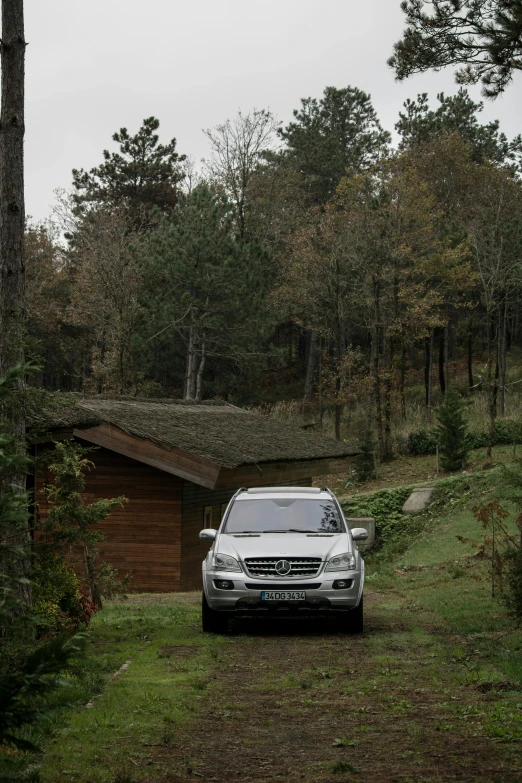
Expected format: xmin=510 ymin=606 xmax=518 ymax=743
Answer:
xmin=333 ymin=579 xmax=353 ymax=590
xmin=214 ymin=580 xmax=234 ymax=590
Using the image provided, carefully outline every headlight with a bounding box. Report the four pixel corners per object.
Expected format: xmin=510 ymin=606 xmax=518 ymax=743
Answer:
xmin=212 ymin=553 xmax=242 ymax=572
xmin=325 ymin=552 xmax=356 ymax=572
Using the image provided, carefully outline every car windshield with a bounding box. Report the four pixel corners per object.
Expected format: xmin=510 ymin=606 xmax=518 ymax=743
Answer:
xmin=223 ymin=498 xmax=344 ymax=534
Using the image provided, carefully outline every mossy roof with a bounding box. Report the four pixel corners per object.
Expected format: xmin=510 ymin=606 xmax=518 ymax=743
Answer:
xmin=31 ymin=396 xmax=358 ymax=469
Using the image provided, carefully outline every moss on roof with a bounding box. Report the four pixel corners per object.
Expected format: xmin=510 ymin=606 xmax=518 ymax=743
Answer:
xmin=36 ymin=396 xmax=359 ymax=469
xmin=27 ymin=394 xmax=101 ymax=432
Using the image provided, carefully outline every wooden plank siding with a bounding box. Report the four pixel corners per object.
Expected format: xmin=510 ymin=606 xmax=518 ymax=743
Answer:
xmin=35 ymin=442 xmax=183 ymax=592
xmin=179 ymin=478 xmax=313 ymax=591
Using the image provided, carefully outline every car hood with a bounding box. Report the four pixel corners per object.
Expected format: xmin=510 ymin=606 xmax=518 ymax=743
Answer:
xmin=216 ymin=533 xmax=350 ymax=561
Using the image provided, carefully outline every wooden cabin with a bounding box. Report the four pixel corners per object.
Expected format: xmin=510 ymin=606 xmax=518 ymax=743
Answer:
xmin=32 ymin=397 xmax=358 ymax=592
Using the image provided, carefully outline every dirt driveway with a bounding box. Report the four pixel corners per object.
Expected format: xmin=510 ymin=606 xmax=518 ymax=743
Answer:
xmin=150 ymin=592 xmax=522 ymax=783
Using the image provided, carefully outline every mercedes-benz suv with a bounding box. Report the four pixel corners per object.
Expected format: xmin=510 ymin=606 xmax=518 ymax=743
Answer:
xmin=199 ymin=486 xmax=367 ymax=634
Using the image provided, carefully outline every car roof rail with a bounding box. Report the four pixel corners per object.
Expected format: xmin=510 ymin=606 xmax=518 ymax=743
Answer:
xmin=246 ymin=486 xmax=322 ymax=494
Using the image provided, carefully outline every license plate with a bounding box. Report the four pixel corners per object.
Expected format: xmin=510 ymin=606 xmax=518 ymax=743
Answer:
xmin=261 ymin=591 xmax=306 ymax=601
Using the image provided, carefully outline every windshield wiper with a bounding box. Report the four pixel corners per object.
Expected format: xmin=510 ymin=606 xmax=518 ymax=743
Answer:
xmin=260 ymin=528 xmax=314 ymax=534
xmin=229 ymin=531 xmax=261 ymax=535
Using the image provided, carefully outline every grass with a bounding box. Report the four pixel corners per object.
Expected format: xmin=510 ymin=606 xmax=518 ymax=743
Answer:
xmin=368 ymin=471 xmax=522 ymax=701
xmin=3 ymin=593 xmax=228 ymax=783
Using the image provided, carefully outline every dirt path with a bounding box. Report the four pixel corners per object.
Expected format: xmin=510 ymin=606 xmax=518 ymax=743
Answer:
xmin=149 ymin=593 xmax=522 ymax=783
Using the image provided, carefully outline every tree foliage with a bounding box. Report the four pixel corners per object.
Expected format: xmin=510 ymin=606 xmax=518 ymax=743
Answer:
xmin=396 ymin=88 xmax=522 ymax=166
xmin=390 ymin=0 xmax=522 ymax=98
xmin=72 ymin=117 xmax=186 ymax=225
xmin=435 ymin=389 xmax=471 ymax=471
xmin=203 ymin=109 xmax=279 ymax=241
xmin=139 ymin=183 xmax=274 ymax=400
xmin=41 ymin=441 xmax=127 ymax=609
xmin=277 ymin=86 xmax=391 ymax=204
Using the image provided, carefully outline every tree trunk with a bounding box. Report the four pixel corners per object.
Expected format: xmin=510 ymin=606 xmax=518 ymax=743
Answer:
xmin=84 ymin=544 xmax=102 ymax=610
xmin=304 ymin=331 xmax=318 ymax=403
xmin=382 ymin=335 xmax=393 ymax=461
xmin=318 ymin=337 xmax=323 ymax=430
xmin=485 ymin=312 xmax=498 ymax=465
xmin=334 ymin=376 xmax=342 ymax=441
xmin=467 ymin=319 xmax=474 ymax=392
xmin=399 ymin=344 xmax=406 ymax=419
xmin=445 ymin=321 xmax=450 ymax=395
xmin=498 ymin=298 xmax=507 ymax=417
xmin=195 ymin=340 xmax=206 ymax=401
xmin=438 ymin=327 xmax=446 ymax=395
xmin=424 ymin=335 xmax=430 ymax=408
xmin=0 ymin=0 xmax=29 ymax=605
xmin=184 ymin=327 xmax=196 ymax=399
xmin=427 ymin=329 xmax=434 ymax=425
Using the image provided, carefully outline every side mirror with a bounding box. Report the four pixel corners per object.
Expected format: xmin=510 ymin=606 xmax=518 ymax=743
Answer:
xmin=351 ymin=528 xmax=368 ymax=542
xmin=199 ymin=529 xmax=217 ymax=542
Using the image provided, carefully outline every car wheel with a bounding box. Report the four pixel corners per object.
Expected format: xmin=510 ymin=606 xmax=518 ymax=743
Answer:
xmin=340 ymin=594 xmax=363 ymax=634
xmin=202 ymin=593 xmax=228 ymax=634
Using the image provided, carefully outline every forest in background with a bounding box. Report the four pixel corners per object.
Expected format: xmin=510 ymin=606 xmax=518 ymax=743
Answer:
xmin=26 ymin=86 xmax=522 ymax=458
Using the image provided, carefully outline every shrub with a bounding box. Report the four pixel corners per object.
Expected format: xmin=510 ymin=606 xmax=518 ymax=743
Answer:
xmin=408 ymin=428 xmax=437 ymax=456
xmin=32 ymin=554 xmax=96 ymax=635
xmin=40 ymin=440 xmax=127 ymax=609
xmin=343 ymin=486 xmax=413 ymax=549
xmin=0 ymin=633 xmax=85 ymax=753
xmin=469 ymin=419 xmax=522 ymax=449
xmin=407 ymin=418 xmax=522 ymax=456
xmin=492 ymin=419 xmax=522 ymax=446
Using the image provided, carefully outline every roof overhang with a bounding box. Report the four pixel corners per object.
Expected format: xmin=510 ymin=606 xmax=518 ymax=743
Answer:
xmin=33 ymin=421 xmax=355 ymax=489
xmin=73 ymin=423 xmax=221 ymax=488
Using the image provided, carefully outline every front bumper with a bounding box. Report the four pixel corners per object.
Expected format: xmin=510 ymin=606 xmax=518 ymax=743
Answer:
xmin=203 ymin=568 xmax=363 ymax=614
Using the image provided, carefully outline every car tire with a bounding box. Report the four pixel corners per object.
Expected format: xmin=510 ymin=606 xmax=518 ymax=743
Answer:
xmin=341 ymin=594 xmax=363 ymax=634
xmin=202 ymin=593 xmax=228 ymax=634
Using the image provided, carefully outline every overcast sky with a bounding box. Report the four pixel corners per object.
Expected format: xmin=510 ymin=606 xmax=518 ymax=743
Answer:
xmin=25 ymin=0 xmax=521 ymax=222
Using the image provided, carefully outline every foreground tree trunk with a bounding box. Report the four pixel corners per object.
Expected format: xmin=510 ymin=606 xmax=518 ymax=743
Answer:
xmin=0 ymin=0 xmax=29 ymax=602
xmin=0 ymin=2 xmax=25 ymax=377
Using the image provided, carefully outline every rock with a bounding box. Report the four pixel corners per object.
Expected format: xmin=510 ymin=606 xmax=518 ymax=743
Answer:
xmin=345 ymin=517 xmax=376 ymax=550
xmin=402 ymin=486 xmax=435 ymax=515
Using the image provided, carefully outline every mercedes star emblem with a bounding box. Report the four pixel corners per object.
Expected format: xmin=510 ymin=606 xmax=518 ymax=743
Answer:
xmin=275 ymin=559 xmax=291 ymax=575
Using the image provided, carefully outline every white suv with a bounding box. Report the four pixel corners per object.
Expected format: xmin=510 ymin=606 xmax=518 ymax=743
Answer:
xmin=199 ymin=487 xmax=367 ymax=634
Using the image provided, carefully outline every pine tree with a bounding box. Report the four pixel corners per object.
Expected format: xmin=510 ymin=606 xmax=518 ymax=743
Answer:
xmin=389 ymin=0 xmax=522 ymax=98
xmin=277 ymin=86 xmax=390 ymax=204
xmin=435 ymin=390 xmax=471 ymax=472
xmin=395 ymin=88 xmax=521 ymax=167
xmin=72 ymin=117 xmax=186 ymax=226
xmin=138 ymin=183 xmax=274 ymax=400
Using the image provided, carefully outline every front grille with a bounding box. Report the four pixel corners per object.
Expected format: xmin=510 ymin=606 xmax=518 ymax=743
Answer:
xmin=244 ymin=557 xmax=322 ymax=578
xmin=245 ymin=583 xmax=322 ymax=590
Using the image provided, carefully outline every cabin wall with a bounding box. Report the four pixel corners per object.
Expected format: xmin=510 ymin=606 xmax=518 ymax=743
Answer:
xmin=35 ymin=442 xmax=183 ymax=592
xmin=180 ymin=477 xmax=313 ymax=591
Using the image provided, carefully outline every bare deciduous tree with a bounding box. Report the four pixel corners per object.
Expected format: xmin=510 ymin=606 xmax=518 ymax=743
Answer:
xmin=67 ymin=208 xmax=143 ymax=395
xmin=203 ymin=109 xmax=279 ymax=241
